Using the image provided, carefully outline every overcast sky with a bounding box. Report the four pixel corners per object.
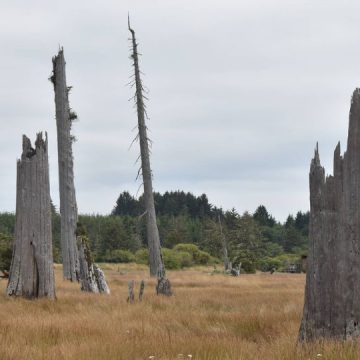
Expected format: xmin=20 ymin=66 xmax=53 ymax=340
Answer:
xmin=1 ymin=0 xmax=360 ymax=222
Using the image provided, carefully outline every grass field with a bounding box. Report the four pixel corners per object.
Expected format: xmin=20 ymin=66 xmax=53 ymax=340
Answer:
xmin=0 ymin=265 xmax=359 ymax=360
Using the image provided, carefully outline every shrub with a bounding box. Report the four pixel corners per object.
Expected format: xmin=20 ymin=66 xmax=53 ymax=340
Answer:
xmin=209 ymin=256 xmax=222 ymax=265
xmin=103 ymin=249 xmax=135 ymax=263
xmin=175 ymin=251 xmax=193 ymax=268
xmin=173 ymin=243 xmax=212 ymax=265
xmin=173 ymin=243 xmax=199 ymax=256
xmin=135 ymin=248 xmax=149 ymax=265
xmin=0 ymin=233 xmax=12 ymax=273
xmin=193 ymin=249 xmax=211 ymax=265
xmin=162 ymin=248 xmax=195 ymax=269
xmin=272 ymin=253 xmax=301 ymax=271
xmin=162 ymin=248 xmax=181 ymax=270
xmin=258 ymin=257 xmax=282 ymax=272
xmin=133 ymin=244 xmax=214 ymax=268
xmin=240 ymin=259 xmax=256 ymax=274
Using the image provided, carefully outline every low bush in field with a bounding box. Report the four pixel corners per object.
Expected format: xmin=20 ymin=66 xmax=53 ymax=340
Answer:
xmin=162 ymin=248 xmax=181 ymax=269
xmin=0 ymin=232 xmax=12 ymax=274
xmin=102 ymin=249 xmax=135 ymax=263
xmin=172 ymin=243 xmax=199 ymax=256
xmin=258 ymin=257 xmax=283 ymax=272
xmin=162 ymin=248 xmax=194 ymax=269
xmin=239 ymin=259 xmax=257 ymax=274
xmin=133 ymin=244 xmax=216 ymax=269
xmin=134 ymin=248 xmax=149 ymax=265
xmin=173 ymin=243 xmax=213 ymax=265
xmin=257 ymin=253 xmax=303 ymax=272
xmin=104 ymin=246 xmax=301 ymax=274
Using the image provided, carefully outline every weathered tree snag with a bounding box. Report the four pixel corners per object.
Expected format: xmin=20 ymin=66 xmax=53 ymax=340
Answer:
xmin=76 ymin=224 xmax=110 ymax=294
xmin=127 ymin=280 xmax=135 ymax=303
xmin=156 ymin=276 xmax=172 ymax=296
xmin=51 ymin=49 xmax=108 ymax=292
xmin=7 ymin=133 xmax=56 ymax=299
xmin=94 ymin=265 xmax=110 ymax=294
xmin=230 ymin=264 xmax=240 ymax=277
xmin=300 ymin=88 xmax=360 ymax=341
xmin=51 ymin=48 xmax=79 ymax=281
xmin=139 ymin=280 xmax=145 ymax=301
xmin=128 ymin=18 xmax=166 ymax=280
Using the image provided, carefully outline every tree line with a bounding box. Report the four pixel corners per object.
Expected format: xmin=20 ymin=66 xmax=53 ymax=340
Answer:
xmin=0 ymin=190 xmax=309 ymax=274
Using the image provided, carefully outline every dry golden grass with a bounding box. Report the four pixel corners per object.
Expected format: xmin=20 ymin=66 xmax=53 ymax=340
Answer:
xmin=0 ymin=265 xmax=359 ymax=360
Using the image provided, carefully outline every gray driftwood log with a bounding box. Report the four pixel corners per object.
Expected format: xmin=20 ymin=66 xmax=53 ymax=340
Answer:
xmin=7 ymin=133 xmax=56 ymax=299
xmin=128 ymin=18 xmax=167 ymax=282
xmin=51 ymin=48 xmax=79 ymax=281
xmin=300 ymin=88 xmax=360 ymax=341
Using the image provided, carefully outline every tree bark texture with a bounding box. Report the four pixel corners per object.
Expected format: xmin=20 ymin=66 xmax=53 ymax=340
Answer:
xmin=77 ymin=236 xmax=110 ymax=294
xmin=51 ymin=49 xmax=79 ymax=281
xmin=7 ymin=133 xmax=55 ymax=299
xmin=156 ymin=276 xmax=172 ymax=296
xmin=128 ymin=20 xmax=165 ymax=278
xmin=300 ymin=88 xmax=360 ymax=341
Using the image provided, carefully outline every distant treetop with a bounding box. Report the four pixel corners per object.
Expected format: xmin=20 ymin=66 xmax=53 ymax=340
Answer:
xmin=112 ymin=190 xmax=220 ymax=219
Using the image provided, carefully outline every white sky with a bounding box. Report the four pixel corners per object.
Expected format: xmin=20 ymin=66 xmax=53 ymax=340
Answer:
xmin=1 ymin=0 xmax=359 ymax=221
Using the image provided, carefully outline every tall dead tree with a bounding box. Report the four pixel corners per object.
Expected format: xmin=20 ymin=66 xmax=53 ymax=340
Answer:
xmin=300 ymin=88 xmax=360 ymax=341
xmin=7 ymin=133 xmax=56 ymax=299
xmin=51 ymin=49 xmax=109 ymax=293
xmin=128 ymin=18 xmax=166 ymax=280
xmin=51 ymin=48 xmax=79 ymax=281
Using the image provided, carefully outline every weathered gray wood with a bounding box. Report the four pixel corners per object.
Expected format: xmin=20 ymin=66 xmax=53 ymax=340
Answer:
xmin=77 ymin=235 xmax=110 ymax=294
xmin=139 ymin=280 xmax=145 ymax=301
xmin=94 ymin=266 xmax=110 ymax=294
xmin=77 ymin=236 xmax=98 ymax=293
xmin=230 ymin=264 xmax=240 ymax=277
xmin=7 ymin=133 xmax=55 ymax=299
xmin=51 ymin=49 xmax=108 ymax=293
xmin=128 ymin=19 xmax=165 ymax=278
xmin=156 ymin=276 xmax=172 ymax=297
xmin=127 ymin=280 xmax=135 ymax=303
xmin=51 ymin=48 xmax=79 ymax=281
xmin=299 ymin=88 xmax=360 ymax=341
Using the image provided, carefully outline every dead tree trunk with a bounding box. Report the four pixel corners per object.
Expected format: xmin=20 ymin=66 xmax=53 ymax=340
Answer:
xmin=51 ymin=48 xmax=79 ymax=282
xmin=127 ymin=280 xmax=135 ymax=303
xmin=156 ymin=276 xmax=172 ymax=296
xmin=299 ymin=88 xmax=360 ymax=341
xmin=128 ymin=18 xmax=165 ymax=279
xmin=7 ymin=133 xmax=56 ymax=299
xmin=139 ymin=280 xmax=145 ymax=301
xmin=51 ymin=49 xmax=108 ymax=291
xmin=77 ymin=235 xmax=110 ymax=294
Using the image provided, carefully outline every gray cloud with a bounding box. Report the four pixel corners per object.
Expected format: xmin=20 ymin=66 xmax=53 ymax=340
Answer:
xmin=1 ymin=0 xmax=359 ymax=221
